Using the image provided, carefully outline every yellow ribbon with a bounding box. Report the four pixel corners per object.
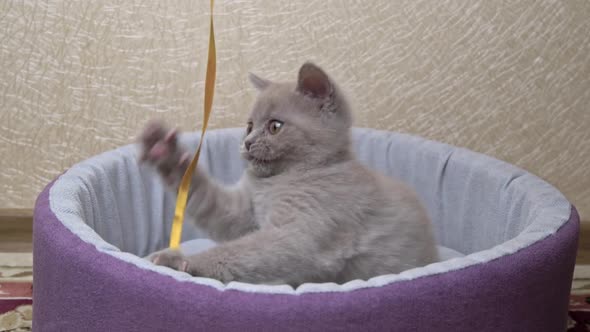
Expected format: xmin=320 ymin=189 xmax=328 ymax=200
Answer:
xmin=169 ymin=0 xmax=216 ymax=249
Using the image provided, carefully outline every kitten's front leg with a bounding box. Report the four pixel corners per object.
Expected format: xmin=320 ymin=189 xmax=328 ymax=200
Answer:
xmin=152 ymin=224 xmax=346 ymax=285
xmin=139 ymin=120 xmax=257 ymax=242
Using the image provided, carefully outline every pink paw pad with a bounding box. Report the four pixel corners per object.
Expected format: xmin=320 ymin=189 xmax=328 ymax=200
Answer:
xmin=148 ymin=141 xmax=170 ymax=161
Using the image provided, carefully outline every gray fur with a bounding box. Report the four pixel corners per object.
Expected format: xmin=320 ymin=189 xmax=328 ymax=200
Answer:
xmin=140 ymin=62 xmax=438 ymax=286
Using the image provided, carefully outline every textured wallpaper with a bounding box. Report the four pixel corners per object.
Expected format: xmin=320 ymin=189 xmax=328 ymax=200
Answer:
xmin=1 ymin=1 xmax=589 ymax=220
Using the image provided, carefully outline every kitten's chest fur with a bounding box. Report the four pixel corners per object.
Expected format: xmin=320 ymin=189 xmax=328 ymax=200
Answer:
xmin=248 ymin=161 xmax=374 ymax=229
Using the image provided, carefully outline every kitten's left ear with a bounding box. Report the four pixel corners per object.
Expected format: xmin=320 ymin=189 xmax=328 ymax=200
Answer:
xmin=248 ymin=72 xmax=271 ymax=91
xmin=296 ymin=62 xmax=332 ymax=99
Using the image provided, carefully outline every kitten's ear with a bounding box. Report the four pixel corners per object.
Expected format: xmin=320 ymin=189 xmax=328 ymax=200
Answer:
xmin=248 ymin=72 xmax=271 ymax=91
xmin=296 ymin=62 xmax=332 ymax=99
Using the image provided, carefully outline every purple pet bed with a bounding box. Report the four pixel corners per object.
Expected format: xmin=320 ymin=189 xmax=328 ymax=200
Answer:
xmin=33 ymin=128 xmax=578 ymax=331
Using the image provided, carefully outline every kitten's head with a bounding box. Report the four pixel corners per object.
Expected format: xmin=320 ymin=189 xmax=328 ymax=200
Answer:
xmin=241 ymin=62 xmax=353 ymax=177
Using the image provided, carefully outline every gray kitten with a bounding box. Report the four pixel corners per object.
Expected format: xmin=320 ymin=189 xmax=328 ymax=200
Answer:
xmin=140 ymin=62 xmax=438 ymax=286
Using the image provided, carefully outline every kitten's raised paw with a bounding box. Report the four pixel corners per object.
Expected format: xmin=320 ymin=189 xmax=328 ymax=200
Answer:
xmin=139 ymin=120 xmax=190 ymax=185
xmin=139 ymin=120 xmax=178 ymax=163
xmin=149 ymin=249 xmax=189 ymax=273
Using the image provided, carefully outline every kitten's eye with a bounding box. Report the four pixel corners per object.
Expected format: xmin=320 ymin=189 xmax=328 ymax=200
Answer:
xmin=268 ymin=120 xmax=283 ymax=135
xmin=246 ymin=122 xmax=253 ymax=135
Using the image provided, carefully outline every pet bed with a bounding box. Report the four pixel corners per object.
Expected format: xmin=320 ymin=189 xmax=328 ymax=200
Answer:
xmin=33 ymin=128 xmax=579 ymax=331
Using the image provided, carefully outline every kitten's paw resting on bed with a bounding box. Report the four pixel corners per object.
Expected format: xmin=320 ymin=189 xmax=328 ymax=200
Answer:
xmin=149 ymin=249 xmax=189 ymax=273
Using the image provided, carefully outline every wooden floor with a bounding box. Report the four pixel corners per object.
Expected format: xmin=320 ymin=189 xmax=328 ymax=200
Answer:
xmin=0 ymin=209 xmax=33 ymax=253
xmin=577 ymin=222 xmax=590 ymax=264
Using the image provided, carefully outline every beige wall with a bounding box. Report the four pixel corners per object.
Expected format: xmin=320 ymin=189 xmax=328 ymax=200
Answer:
xmin=1 ymin=1 xmax=589 ymax=220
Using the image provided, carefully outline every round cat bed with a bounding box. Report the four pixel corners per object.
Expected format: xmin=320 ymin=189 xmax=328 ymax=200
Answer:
xmin=33 ymin=128 xmax=578 ymax=331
